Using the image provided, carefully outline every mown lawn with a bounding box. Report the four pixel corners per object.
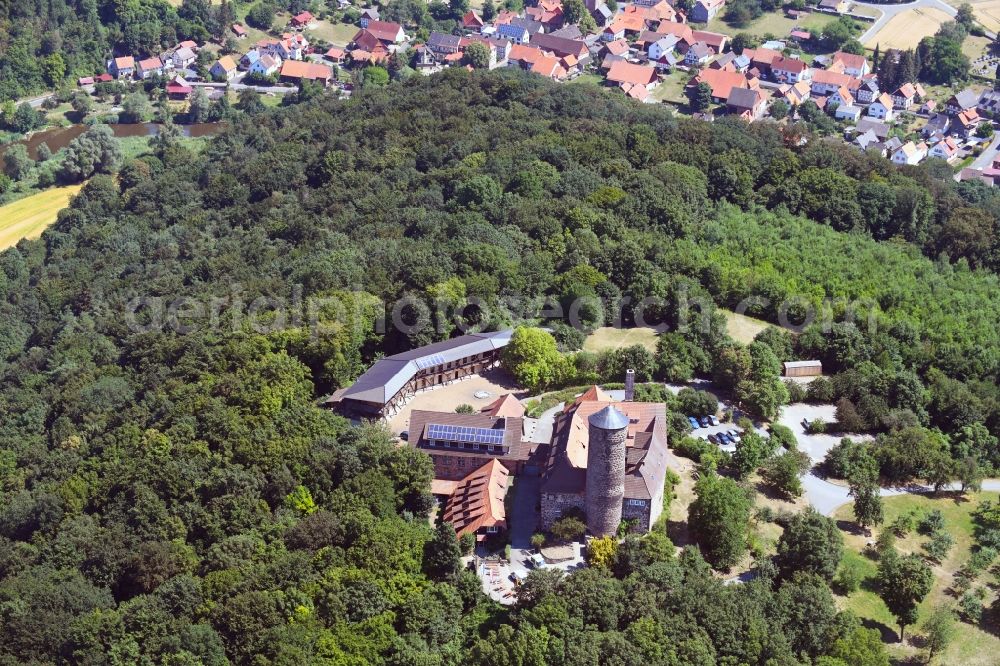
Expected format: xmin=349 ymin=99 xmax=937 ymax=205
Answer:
xmin=0 ymin=184 xmax=83 ymax=250
xmin=582 ymin=326 xmax=660 ymax=353
xmin=720 ymin=308 xmax=773 ymax=344
xmin=833 ymin=492 xmax=1000 ymax=665
xmin=306 ymin=19 xmax=359 ymax=46
xmin=702 ymin=10 xmax=839 ymax=41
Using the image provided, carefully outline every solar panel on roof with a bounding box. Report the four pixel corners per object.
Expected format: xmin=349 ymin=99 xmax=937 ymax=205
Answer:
xmin=427 ymin=423 xmax=505 ymax=445
xmin=416 ymin=353 xmax=447 ymax=369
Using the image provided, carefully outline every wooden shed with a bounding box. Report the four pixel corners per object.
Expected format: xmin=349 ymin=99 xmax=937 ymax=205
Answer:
xmin=783 ymin=360 xmax=822 ymax=377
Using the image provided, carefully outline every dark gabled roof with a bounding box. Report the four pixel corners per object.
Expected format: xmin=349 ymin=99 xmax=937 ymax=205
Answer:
xmin=727 ymin=86 xmax=763 ymax=109
xmin=510 ymin=17 xmax=543 ymax=32
xmin=428 ymin=31 xmax=462 ymax=49
xmin=950 ymin=88 xmax=980 ymax=109
xmin=531 ymin=32 xmax=588 ymax=58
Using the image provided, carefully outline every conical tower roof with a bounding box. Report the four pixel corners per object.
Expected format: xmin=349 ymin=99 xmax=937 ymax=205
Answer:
xmin=588 ymin=405 xmax=629 ymax=430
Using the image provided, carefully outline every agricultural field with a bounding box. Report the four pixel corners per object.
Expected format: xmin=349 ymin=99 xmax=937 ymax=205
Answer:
xmin=862 ymin=7 xmax=953 ymax=48
xmin=944 ymin=0 xmax=1000 ymax=33
xmin=0 ymin=184 xmax=83 ymax=250
xmin=834 ymin=492 xmax=1000 ymax=665
xmin=582 ymin=326 xmax=661 ymax=353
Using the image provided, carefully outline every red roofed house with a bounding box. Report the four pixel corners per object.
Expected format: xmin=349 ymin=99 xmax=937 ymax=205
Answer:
xmin=771 ymin=56 xmax=811 ymax=83
xmin=688 ymin=68 xmax=749 ymax=102
xmin=690 ymin=30 xmax=727 ymax=52
xmin=355 ymin=20 xmax=406 ymax=45
xmin=531 ymin=54 xmax=568 ymax=80
xmin=136 ymin=56 xmax=164 ymax=79
xmin=606 ymin=60 xmax=659 ymax=90
xmin=166 ymin=75 xmax=193 ymax=99
xmin=892 ymin=83 xmax=918 ymax=109
xmin=325 ymin=46 xmax=346 ymax=64
xmin=727 ymin=86 xmax=768 ymax=121
xmin=232 ymin=23 xmax=248 ymax=38
xmin=929 ymin=137 xmax=961 ymax=161
xmin=439 ymin=459 xmax=510 ymax=540
xmin=110 ymin=56 xmax=135 ymax=79
xmin=279 ymin=59 xmax=334 ymax=86
xmin=830 ymin=50 xmax=870 ymax=77
xmin=289 ymin=10 xmax=314 ymax=28
xmin=461 ymin=9 xmax=484 ymax=30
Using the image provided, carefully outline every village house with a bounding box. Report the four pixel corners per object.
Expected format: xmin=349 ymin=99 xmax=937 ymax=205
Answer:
xmin=355 ymin=20 xmax=406 ymax=46
xmin=165 ymin=75 xmax=193 ymax=100
xmin=868 ymin=92 xmax=895 ymax=121
xmin=428 ymin=31 xmax=463 ymax=55
xmin=690 ymin=0 xmax=726 ymax=22
xmin=929 ymin=137 xmax=961 ymax=161
xmin=829 ymin=84 xmax=854 ymax=109
xmin=691 ymin=30 xmax=728 ymax=54
xmin=856 ymin=117 xmax=890 ymax=142
xmin=498 ymin=22 xmax=532 ymax=44
xmin=279 ymin=59 xmax=333 ymax=86
xmin=689 ymin=67 xmax=751 ymax=102
xmin=947 ymin=88 xmax=981 ymax=116
xmin=771 ymin=56 xmax=811 ymax=83
xmin=461 ymin=9 xmax=485 ymax=31
xmin=232 ymin=23 xmax=247 ymax=38
xmin=922 ymin=112 xmax=951 ymax=138
xmin=855 ymin=76 xmax=879 ymax=104
xmin=830 ymin=50 xmax=869 ymax=77
xmin=289 ymin=10 xmax=314 ymax=29
xmin=210 ymin=56 xmax=238 ymax=81
xmin=360 ymin=7 xmax=380 ymax=27
xmin=835 ymin=104 xmax=862 ymax=122
xmin=727 ymin=87 xmax=768 ymax=120
xmin=240 ymin=49 xmax=261 ymax=70
xmin=525 ymin=0 xmax=564 ymax=30
xmin=531 ymin=54 xmax=569 ymax=80
xmin=172 ymin=46 xmax=197 ymax=69
xmin=532 ymin=33 xmax=590 ymax=66
xmin=818 ymin=0 xmax=849 ymax=12
xmin=647 ymin=35 xmax=679 ymax=62
xmin=324 ymin=47 xmax=346 ymax=65
xmin=110 ymin=56 xmax=135 ymax=79
xmin=810 ymin=68 xmax=857 ymax=97
xmin=540 ymin=389 xmax=671 ymax=535
xmin=955 ymin=108 xmax=983 ymax=137
xmin=742 ymin=47 xmax=781 ymax=77
xmin=684 ymin=41 xmax=715 ymax=66
xmin=136 ymin=56 xmax=164 ymax=79
xmin=977 ymin=89 xmax=1000 ymax=115
xmin=891 ymin=141 xmax=928 ymax=165
xmin=776 ymin=80 xmax=811 ymax=106
xmin=606 ymin=61 xmax=659 ymax=91
xmin=891 ymin=82 xmax=922 ymax=110
xmin=853 ymin=129 xmax=883 ymax=153
xmin=249 ymin=54 xmax=281 ymax=77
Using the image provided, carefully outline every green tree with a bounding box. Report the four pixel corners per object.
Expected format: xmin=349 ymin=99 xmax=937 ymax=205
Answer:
xmin=562 ymin=0 xmax=597 ymax=31
xmin=424 ymin=521 xmax=462 ymax=580
xmin=688 ymin=471 xmax=752 ymax=569
xmin=482 ymin=0 xmax=497 ymax=20
xmin=188 ymin=87 xmax=211 ymax=123
xmin=877 ymin=552 xmax=934 ymax=640
xmin=760 ymin=450 xmax=810 ymax=498
xmin=501 ymin=327 xmax=571 ymax=391
xmin=463 ymin=41 xmax=491 ymax=69
xmin=59 ymin=125 xmax=123 ymax=182
xmin=774 ymin=508 xmax=844 ymax=582
xmin=3 ymin=144 xmax=33 ymax=180
xmin=850 ymin=481 xmax=883 ymax=533
xmin=121 ymin=92 xmax=152 ymax=123
xmin=236 ymin=89 xmax=265 ymax=114
xmin=362 ymin=65 xmax=390 ymax=87
xmin=922 ymin=606 xmax=956 ymax=661
xmin=687 ymin=81 xmax=713 ymax=111
xmin=246 ymin=1 xmax=275 ymax=29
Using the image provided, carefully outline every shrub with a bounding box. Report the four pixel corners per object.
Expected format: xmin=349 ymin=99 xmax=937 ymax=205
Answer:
xmin=550 ymin=516 xmax=586 ymax=543
xmin=784 ymin=379 xmax=807 ymax=403
xmin=924 ymin=530 xmax=954 ymax=563
xmin=958 ymin=588 xmax=986 ymax=623
xmin=918 ymin=509 xmax=945 ymax=535
xmin=674 ymin=435 xmax=714 ymax=462
xmin=530 ymin=533 xmax=546 ymax=550
xmin=806 ymin=418 xmax=826 ymax=434
xmin=769 ymin=423 xmax=798 ymax=451
xmin=889 ymin=512 xmax=916 ymax=537
xmin=834 ymin=559 xmax=865 ymax=594
xmin=806 ymin=376 xmax=835 ymax=403
xmin=875 ymin=529 xmax=896 ymax=558
xmin=455 ymin=404 xmax=474 ymax=414
xmin=459 ymin=532 xmax=476 ymax=555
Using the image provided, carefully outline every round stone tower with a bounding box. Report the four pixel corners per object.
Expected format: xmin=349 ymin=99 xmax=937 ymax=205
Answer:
xmin=585 ymin=405 xmax=629 ymax=537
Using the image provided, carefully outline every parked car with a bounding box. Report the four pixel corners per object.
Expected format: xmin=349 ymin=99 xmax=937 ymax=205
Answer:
xmin=699 ymin=416 xmax=711 ymax=427
xmin=688 ymin=416 xmax=700 ymax=429
xmin=717 ymin=433 xmax=732 ymax=445
xmin=709 ymin=415 xmax=720 ymax=426
xmin=727 ymin=429 xmax=741 ymax=442
xmin=707 ymin=433 xmax=719 ymax=444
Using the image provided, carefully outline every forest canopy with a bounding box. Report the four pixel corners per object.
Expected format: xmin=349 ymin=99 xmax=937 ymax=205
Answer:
xmin=0 ymin=69 xmax=998 ymax=664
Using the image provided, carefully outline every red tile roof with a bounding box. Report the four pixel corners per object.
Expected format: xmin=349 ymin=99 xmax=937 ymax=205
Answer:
xmin=441 ymin=459 xmax=510 ymax=537
xmin=606 ymin=60 xmax=658 ymax=87
xmin=482 ymin=394 xmax=526 ymax=418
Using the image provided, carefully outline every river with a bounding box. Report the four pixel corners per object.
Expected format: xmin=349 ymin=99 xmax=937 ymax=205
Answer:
xmin=1 ymin=122 xmax=223 ymax=160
